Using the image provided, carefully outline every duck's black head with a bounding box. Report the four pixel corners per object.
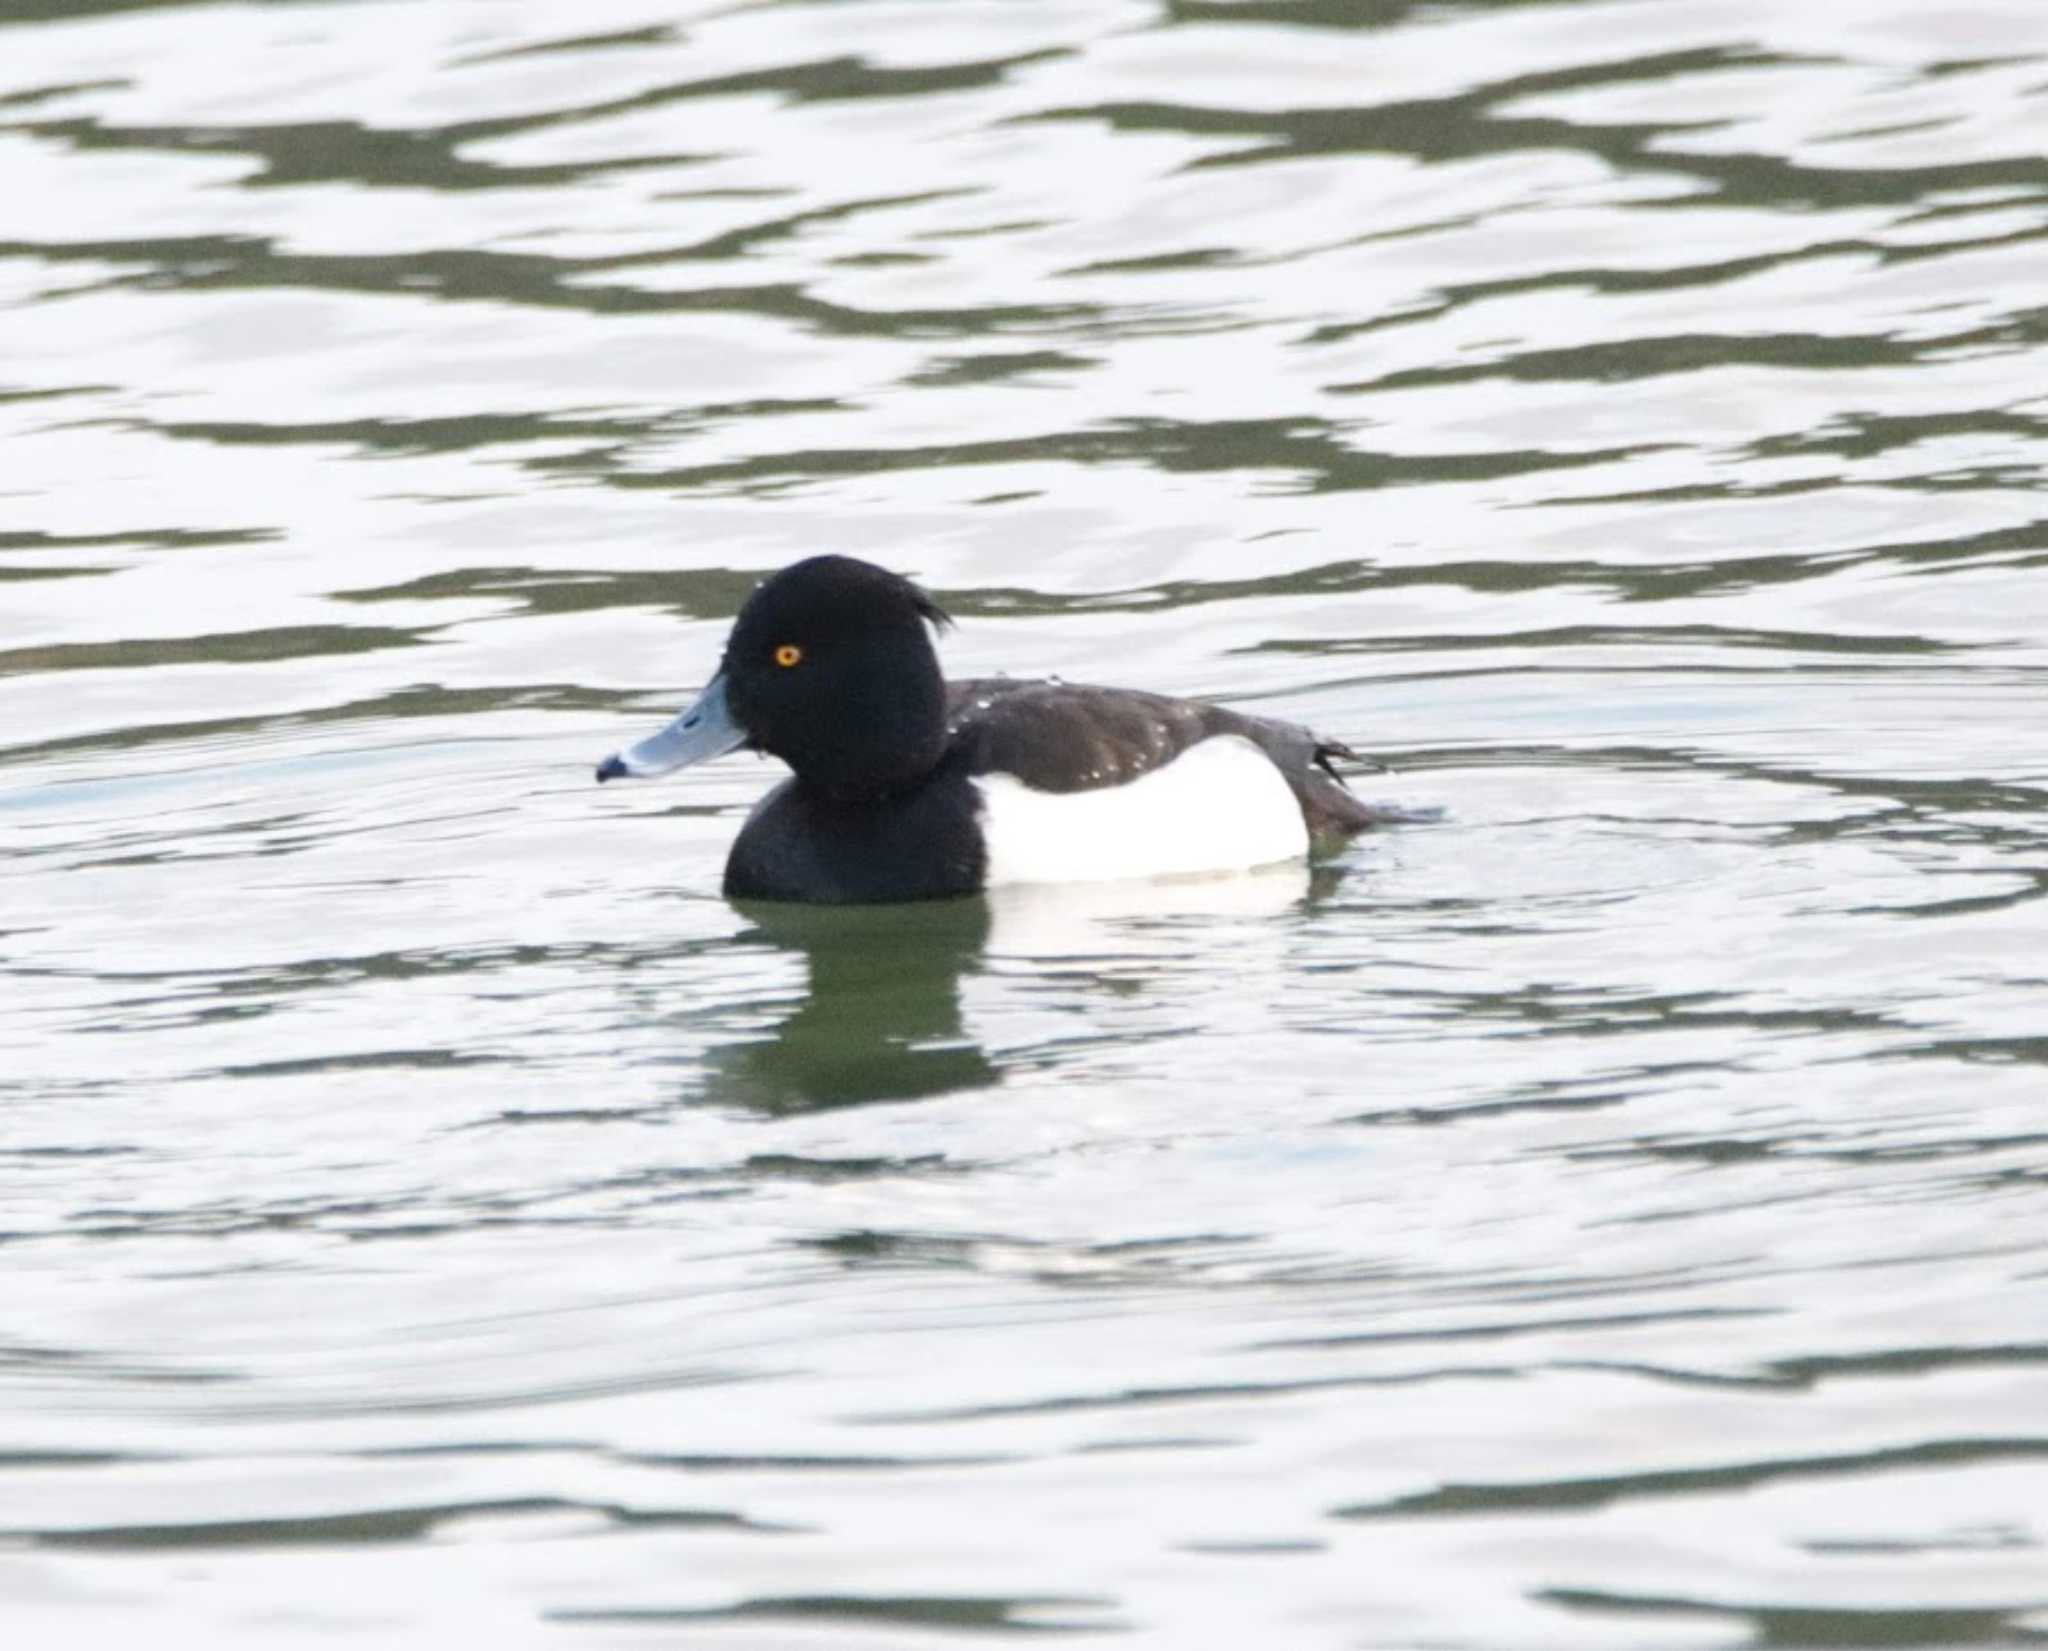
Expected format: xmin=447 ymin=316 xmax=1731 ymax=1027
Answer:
xmin=727 ymin=555 xmax=952 ymax=794
xmin=596 ymin=555 xmax=953 ymax=799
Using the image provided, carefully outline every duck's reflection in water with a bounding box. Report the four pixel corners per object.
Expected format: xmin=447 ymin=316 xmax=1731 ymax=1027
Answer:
xmin=706 ymin=863 xmax=1321 ymax=1114
xmin=709 ymin=897 xmax=998 ymax=1113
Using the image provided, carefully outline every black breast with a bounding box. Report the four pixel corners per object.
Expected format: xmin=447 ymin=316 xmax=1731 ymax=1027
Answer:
xmin=724 ymin=772 xmax=986 ymax=904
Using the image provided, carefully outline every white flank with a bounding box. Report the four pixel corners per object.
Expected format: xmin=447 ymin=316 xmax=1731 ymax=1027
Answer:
xmin=974 ymin=734 xmax=1309 ymax=889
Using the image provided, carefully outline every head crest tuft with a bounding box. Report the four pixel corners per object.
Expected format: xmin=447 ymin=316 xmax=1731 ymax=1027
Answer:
xmin=909 ymin=582 xmax=954 ymax=633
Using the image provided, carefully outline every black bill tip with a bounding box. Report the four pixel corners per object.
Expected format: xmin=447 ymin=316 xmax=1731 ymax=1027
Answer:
xmin=595 ymin=754 xmax=629 ymax=783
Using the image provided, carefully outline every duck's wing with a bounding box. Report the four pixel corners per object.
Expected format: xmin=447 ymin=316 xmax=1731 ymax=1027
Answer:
xmin=943 ymin=679 xmax=1395 ymax=843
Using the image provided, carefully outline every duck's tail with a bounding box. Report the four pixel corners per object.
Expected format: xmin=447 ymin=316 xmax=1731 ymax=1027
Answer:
xmin=1312 ymin=739 xmax=1385 ymax=785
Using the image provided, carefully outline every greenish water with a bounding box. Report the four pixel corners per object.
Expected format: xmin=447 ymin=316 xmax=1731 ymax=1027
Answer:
xmin=5 ymin=0 xmax=2048 ymax=1644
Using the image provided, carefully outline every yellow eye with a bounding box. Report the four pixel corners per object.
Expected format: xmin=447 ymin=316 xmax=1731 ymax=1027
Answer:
xmin=773 ymin=644 xmax=803 ymax=668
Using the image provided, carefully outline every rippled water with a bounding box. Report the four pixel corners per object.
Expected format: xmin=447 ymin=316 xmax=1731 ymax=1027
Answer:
xmin=6 ymin=0 xmax=2048 ymax=1643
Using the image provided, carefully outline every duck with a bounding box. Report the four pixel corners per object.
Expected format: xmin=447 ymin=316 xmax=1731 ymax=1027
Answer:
xmin=595 ymin=555 xmax=1395 ymax=904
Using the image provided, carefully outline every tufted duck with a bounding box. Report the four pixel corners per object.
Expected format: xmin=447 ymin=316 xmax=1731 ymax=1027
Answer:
xmin=595 ymin=555 xmax=1393 ymax=903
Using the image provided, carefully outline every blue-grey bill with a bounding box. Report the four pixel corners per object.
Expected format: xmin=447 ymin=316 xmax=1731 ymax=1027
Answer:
xmin=595 ymin=671 xmax=745 ymax=782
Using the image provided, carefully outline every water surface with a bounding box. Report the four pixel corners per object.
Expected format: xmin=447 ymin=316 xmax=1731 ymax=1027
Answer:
xmin=5 ymin=0 xmax=2048 ymax=1644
